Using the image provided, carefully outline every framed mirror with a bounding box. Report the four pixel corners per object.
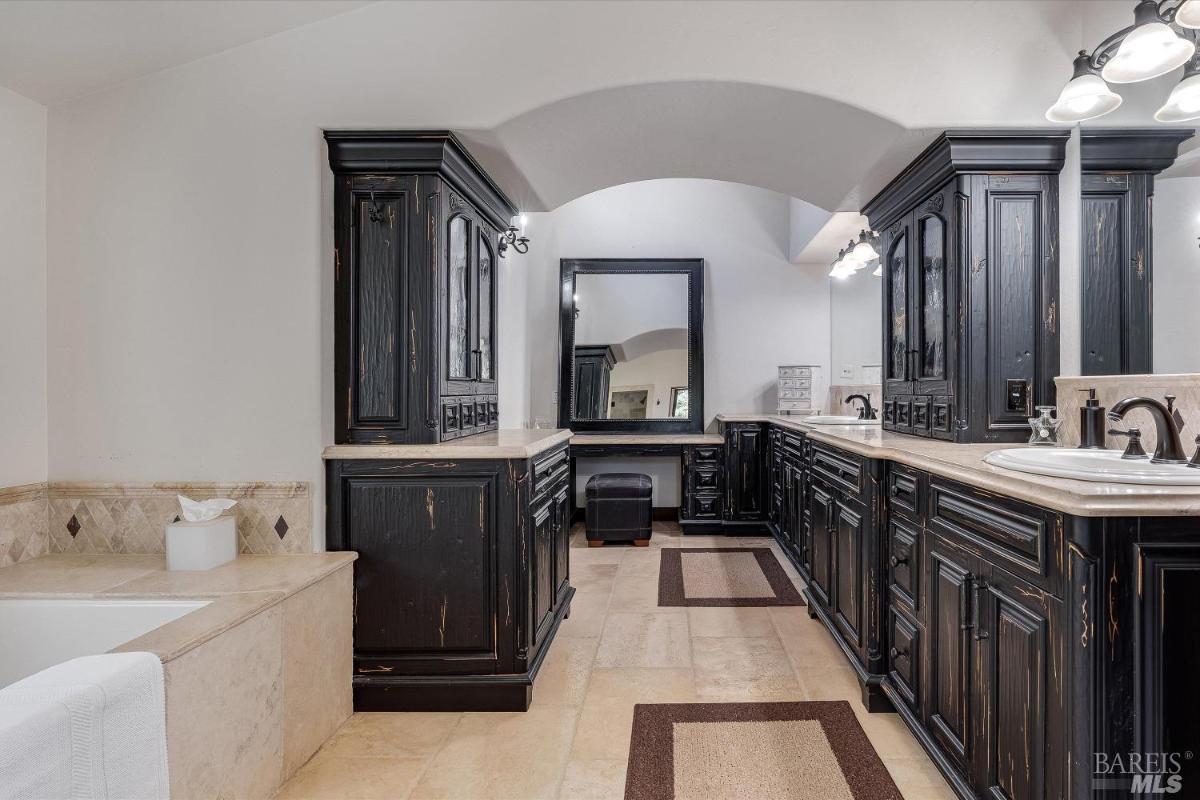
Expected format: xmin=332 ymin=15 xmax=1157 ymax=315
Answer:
xmin=558 ymin=258 xmax=704 ymax=433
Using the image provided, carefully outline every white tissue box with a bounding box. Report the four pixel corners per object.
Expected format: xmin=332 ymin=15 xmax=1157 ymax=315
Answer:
xmin=165 ymin=516 xmax=237 ymax=571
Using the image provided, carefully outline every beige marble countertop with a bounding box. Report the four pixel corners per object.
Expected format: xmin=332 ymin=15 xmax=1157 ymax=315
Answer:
xmin=0 ymin=553 xmax=356 ymax=662
xmin=322 ymin=428 xmax=571 ymax=460
xmin=715 ymin=413 xmax=1200 ymax=517
xmin=569 ymin=433 xmax=725 ymax=445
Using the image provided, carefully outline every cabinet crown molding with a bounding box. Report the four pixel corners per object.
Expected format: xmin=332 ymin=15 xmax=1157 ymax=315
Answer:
xmin=863 ymin=129 xmax=1070 ymax=229
xmin=324 ymin=130 xmax=518 ymax=229
xmin=1079 ymin=128 xmax=1195 ymax=174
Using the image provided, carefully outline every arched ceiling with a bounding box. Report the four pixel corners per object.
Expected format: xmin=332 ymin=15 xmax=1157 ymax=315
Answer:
xmin=458 ymin=81 xmax=937 ymax=213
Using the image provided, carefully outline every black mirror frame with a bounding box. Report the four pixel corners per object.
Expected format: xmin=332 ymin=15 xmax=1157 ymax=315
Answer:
xmin=558 ymin=258 xmax=704 ymax=434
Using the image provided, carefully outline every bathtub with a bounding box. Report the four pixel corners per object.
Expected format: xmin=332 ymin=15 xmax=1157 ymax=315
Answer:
xmin=0 ymin=597 xmax=210 ymax=688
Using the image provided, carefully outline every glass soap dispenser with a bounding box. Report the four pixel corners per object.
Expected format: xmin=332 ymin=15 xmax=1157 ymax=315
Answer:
xmin=1028 ymin=405 xmax=1060 ymax=446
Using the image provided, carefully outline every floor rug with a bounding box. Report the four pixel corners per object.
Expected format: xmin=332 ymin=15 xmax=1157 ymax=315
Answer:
xmin=624 ymin=701 xmax=902 ymax=800
xmin=658 ymin=548 xmax=804 ymax=606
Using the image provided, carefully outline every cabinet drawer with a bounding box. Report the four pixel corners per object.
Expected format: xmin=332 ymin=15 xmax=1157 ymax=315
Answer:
xmin=929 ymin=479 xmax=1057 ymax=587
xmin=688 ymin=467 xmax=721 ymax=492
xmin=691 ymin=445 xmax=722 ymax=465
xmin=931 ymin=396 xmax=952 ymax=435
xmin=779 ymin=367 xmax=812 ymax=379
xmin=810 ymin=444 xmax=862 ymax=496
xmin=888 ymin=516 xmax=920 ymax=612
xmin=895 ymin=397 xmax=913 ymax=428
xmin=911 ymin=396 xmax=931 ymax=433
xmin=533 ymin=447 xmax=569 ymax=496
xmin=887 ymin=465 xmax=924 ymax=521
xmin=882 ymin=399 xmax=897 ymax=426
xmin=778 ymin=399 xmax=813 ymax=411
xmin=779 ymin=378 xmax=812 ymax=390
xmin=887 ymin=605 xmax=921 ymax=712
xmin=687 ymin=491 xmax=722 ymax=520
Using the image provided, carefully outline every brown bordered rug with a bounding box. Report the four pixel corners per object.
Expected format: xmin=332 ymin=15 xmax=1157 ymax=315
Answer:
xmin=624 ymin=701 xmax=902 ymax=800
xmin=658 ymin=548 xmax=804 ymax=606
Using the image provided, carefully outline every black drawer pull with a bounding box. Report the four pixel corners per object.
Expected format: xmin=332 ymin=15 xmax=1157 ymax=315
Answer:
xmin=889 ymin=646 xmax=908 ymax=661
xmin=889 ymin=555 xmax=907 ymax=568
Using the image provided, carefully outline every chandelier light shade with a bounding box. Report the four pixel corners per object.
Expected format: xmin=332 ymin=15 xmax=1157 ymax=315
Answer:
xmin=1101 ymin=20 xmax=1195 ymax=83
xmin=1046 ymin=53 xmax=1124 ymax=122
xmin=1178 ymin=0 xmax=1200 ymax=27
xmin=1049 ymin=1 xmax=1200 ymax=123
xmin=1156 ymin=60 xmax=1200 ymax=119
xmin=850 ymin=229 xmax=880 ymax=262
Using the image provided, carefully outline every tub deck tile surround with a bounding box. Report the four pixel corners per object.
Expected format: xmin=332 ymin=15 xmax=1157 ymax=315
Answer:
xmin=0 ymin=551 xmax=356 ymax=799
xmin=714 ymin=413 xmax=1200 ymax=516
xmin=0 ymin=483 xmax=49 ymax=567
xmin=44 ymin=481 xmax=311 ymax=555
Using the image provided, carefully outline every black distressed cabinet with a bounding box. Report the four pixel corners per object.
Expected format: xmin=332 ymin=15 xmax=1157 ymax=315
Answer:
xmin=326 ymin=444 xmax=574 ymax=711
xmin=865 ymin=130 xmax=1068 ymax=443
xmin=720 ymin=420 xmax=768 ymax=529
xmin=1078 ymin=129 xmax=1192 ymax=375
xmin=326 ymin=131 xmax=516 ymax=444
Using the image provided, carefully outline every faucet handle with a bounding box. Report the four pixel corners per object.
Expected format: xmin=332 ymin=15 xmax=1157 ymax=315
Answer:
xmin=1164 ymin=394 xmax=1187 ymax=433
xmin=1190 ymin=435 xmax=1200 ymax=469
xmin=1109 ymin=427 xmax=1148 ymax=460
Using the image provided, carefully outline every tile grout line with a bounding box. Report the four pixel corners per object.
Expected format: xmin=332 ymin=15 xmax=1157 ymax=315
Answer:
xmin=400 ymin=713 xmax=467 ymax=800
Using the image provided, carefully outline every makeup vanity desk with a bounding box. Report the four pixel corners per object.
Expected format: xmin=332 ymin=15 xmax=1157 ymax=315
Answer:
xmin=568 ymin=431 xmax=761 ymax=534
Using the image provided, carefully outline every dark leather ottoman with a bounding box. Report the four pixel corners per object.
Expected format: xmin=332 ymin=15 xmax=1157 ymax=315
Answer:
xmin=585 ymin=473 xmax=653 ymax=547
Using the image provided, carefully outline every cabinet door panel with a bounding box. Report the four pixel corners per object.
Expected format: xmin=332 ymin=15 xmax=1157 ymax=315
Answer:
xmin=553 ymin=485 xmax=571 ymax=599
xmin=476 ymin=228 xmax=496 ymax=384
xmin=352 ymin=185 xmax=409 ymax=426
xmin=978 ymin=568 xmax=1054 ymax=800
xmin=808 ymin=483 xmax=834 ymax=604
xmin=918 ymin=210 xmax=947 ymax=382
xmin=885 ymin=223 xmax=910 ymax=391
xmin=833 ymin=499 xmax=863 ymax=647
xmin=927 ymin=536 xmax=974 ymax=769
xmin=726 ymin=424 xmax=765 ymax=520
xmin=532 ymin=499 xmax=555 ymax=644
xmin=346 ymin=475 xmax=495 ymax=663
xmin=447 ymin=214 xmax=472 ymax=381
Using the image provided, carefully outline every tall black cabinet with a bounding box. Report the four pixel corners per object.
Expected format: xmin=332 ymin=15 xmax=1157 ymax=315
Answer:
xmin=1079 ymin=129 xmax=1192 ymax=375
xmin=864 ymin=130 xmax=1068 ymax=443
xmin=326 ymin=131 xmax=517 ymax=444
xmin=572 ymin=345 xmax=615 ymax=419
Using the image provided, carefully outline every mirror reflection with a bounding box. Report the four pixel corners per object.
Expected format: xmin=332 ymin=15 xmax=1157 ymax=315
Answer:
xmin=572 ymin=272 xmax=690 ymax=420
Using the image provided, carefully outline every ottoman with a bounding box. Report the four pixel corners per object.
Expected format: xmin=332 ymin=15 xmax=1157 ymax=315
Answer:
xmin=585 ymin=473 xmax=653 ymax=547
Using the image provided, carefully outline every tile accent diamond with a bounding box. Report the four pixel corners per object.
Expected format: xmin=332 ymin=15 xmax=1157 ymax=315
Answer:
xmin=274 ymin=516 xmax=289 ymax=539
xmin=67 ymin=514 xmax=81 ymax=538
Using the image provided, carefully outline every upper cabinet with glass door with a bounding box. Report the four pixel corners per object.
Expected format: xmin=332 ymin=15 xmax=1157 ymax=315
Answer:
xmin=326 ymin=131 xmax=517 ymax=445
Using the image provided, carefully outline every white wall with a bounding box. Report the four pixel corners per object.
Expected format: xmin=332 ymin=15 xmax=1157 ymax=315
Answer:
xmin=607 ymin=347 xmax=689 ymax=419
xmin=828 ymin=270 xmax=882 ymax=385
xmin=1153 ymin=177 xmax=1200 ymax=373
xmin=0 ymin=87 xmax=47 ymax=487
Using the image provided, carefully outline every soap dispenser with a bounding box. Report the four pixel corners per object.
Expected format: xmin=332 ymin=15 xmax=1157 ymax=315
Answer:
xmin=1077 ymin=388 xmax=1107 ymax=449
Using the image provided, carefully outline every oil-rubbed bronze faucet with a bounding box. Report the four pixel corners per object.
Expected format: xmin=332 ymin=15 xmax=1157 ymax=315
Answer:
xmin=845 ymin=394 xmax=877 ymax=420
xmin=1107 ymin=396 xmax=1188 ymax=464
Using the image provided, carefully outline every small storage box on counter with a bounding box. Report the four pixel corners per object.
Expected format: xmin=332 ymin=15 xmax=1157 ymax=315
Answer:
xmin=165 ymin=495 xmax=238 ymax=570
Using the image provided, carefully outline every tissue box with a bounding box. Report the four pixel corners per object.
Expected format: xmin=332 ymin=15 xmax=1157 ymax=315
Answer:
xmin=165 ymin=516 xmax=237 ymax=571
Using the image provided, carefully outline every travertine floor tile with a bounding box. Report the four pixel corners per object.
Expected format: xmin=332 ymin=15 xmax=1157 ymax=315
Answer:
xmin=595 ymin=612 xmax=690 ymax=668
xmin=274 ymin=753 xmax=427 ymax=800
xmin=691 ymin=636 xmax=804 ymax=700
xmin=530 ymin=636 xmax=598 ymax=708
xmin=606 ymin=574 xmax=668 ymax=613
xmin=795 ymin=664 xmax=863 ymax=701
xmin=885 ymin=756 xmax=960 ymax=799
xmin=616 ymin=550 xmax=661 ymax=578
xmin=557 ymin=759 xmax=628 ymax=800
xmin=557 ymin=593 xmax=611 ymax=638
xmin=570 ymin=668 xmax=697 ymax=762
xmin=320 ymin=712 xmax=462 ymax=759
xmin=687 ymin=606 xmax=778 ymax=638
xmin=408 ymin=707 xmax=577 ymax=800
xmin=770 ymin=606 xmax=847 ymax=668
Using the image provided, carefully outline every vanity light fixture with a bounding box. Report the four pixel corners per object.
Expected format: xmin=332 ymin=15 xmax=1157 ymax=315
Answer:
xmin=1047 ymin=0 xmax=1198 ymax=122
xmin=850 ymin=229 xmax=880 ymax=262
xmin=497 ymin=213 xmax=530 ymax=258
xmin=1156 ymin=58 xmax=1200 ymax=118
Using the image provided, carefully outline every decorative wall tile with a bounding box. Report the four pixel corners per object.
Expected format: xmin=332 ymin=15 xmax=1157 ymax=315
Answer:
xmin=0 ymin=484 xmax=49 ymax=567
xmin=46 ymin=482 xmax=311 ymax=556
xmin=1055 ymin=374 xmax=1200 ymax=452
xmin=827 ymin=384 xmax=882 ymax=418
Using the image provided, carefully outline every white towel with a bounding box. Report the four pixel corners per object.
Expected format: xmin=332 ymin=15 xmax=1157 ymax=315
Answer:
xmin=0 ymin=653 xmax=169 ymax=800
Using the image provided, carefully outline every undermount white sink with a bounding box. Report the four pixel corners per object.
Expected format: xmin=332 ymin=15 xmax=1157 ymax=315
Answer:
xmin=984 ymin=447 xmax=1200 ymax=486
xmin=800 ymin=415 xmax=879 ymax=426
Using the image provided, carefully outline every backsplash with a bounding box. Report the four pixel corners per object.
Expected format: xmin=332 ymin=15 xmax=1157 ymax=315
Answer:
xmin=0 ymin=484 xmax=50 ymax=567
xmin=0 ymin=481 xmax=311 ymax=561
xmin=828 ymin=384 xmax=883 ymax=417
xmin=1055 ymin=374 xmax=1200 ymax=452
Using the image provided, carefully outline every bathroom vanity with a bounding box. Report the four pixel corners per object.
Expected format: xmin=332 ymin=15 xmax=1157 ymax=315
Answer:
xmin=324 ymin=430 xmax=574 ymax=712
xmin=711 ymin=413 xmax=1200 ymax=799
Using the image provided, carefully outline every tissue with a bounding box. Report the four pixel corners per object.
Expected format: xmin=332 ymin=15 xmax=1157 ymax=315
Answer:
xmin=177 ymin=495 xmax=237 ymax=522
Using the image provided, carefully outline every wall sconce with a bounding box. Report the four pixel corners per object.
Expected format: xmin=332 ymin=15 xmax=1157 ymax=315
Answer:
xmin=498 ymin=213 xmax=530 ymax=258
